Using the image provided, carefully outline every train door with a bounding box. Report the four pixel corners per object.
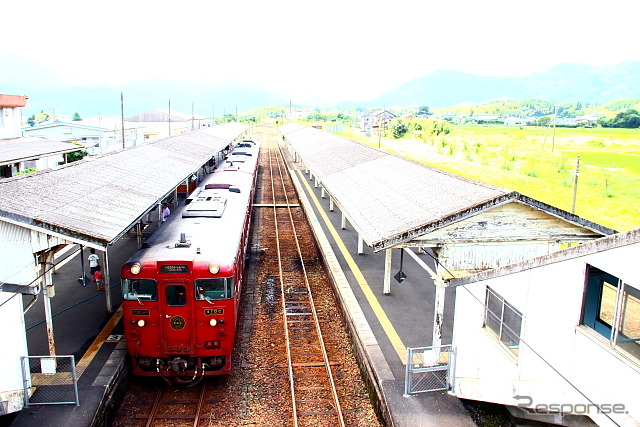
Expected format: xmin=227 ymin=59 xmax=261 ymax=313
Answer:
xmin=160 ymin=280 xmax=194 ymax=354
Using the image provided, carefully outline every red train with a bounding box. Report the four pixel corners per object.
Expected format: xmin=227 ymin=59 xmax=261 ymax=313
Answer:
xmin=120 ymin=139 xmax=259 ymax=383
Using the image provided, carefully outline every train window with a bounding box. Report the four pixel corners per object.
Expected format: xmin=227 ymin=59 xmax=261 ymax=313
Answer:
xmin=122 ymin=279 xmax=157 ymax=301
xmin=166 ymin=284 xmax=187 ymax=306
xmin=195 ymin=278 xmax=234 ymax=300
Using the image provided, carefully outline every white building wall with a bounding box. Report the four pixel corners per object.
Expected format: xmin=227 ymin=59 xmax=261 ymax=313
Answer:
xmin=0 ymin=106 xmax=23 ymax=139
xmin=0 ymin=221 xmax=70 ymax=415
xmin=0 ymin=222 xmax=37 ymax=414
xmin=452 ymin=242 xmax=639 ymax=426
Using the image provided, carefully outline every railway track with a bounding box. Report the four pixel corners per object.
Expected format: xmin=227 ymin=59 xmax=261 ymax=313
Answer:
xmin=112 ymin=125 xmax=381 ymax=427
xmin=265 ymin=137 xmax=346 ymax=427
xmin=127 ymin=379 xmax=217 ymax=427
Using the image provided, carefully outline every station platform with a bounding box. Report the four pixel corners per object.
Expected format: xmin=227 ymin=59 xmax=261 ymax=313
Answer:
xmin=285 ymin=146 xmax=477 ymax=427
xmin=4 ymin=223 xmax=150 ymax=427
xmin=4 ymin=140 xmax=476 ymax=427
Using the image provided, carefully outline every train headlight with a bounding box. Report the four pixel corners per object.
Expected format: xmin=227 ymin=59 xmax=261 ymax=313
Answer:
xmin=209 ymin=319 xmax=217 ymax=326
xmin=137 ymin=319 xmax=146 ymax=327
xmin=209 ymin=264 xmax=219 ymax=274
xmin=130 ymin=264 xmax=141 ymax=275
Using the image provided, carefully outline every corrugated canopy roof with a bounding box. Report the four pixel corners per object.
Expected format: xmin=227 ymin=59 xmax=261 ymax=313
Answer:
xmin=0 ymin=137 xmax=84 ymax=166
xmin=280 ymin=123 xmax=613 ymax=251
xmin=0 ymin=122 xmax=248 ymax=248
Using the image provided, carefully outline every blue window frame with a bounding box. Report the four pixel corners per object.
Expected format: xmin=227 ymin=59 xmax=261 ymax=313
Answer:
xmin=582 ymin=265 xmax=640 ymax=359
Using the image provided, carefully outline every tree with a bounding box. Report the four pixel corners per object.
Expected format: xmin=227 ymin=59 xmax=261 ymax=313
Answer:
xmin=27 ymin=114 xmax=36 ymax=127
xmin=601 ymin=109 xmax=640 ymax=128
xmin=72 ymin=112 xmax=82 ymax=121
xmin=417 ymin=105 xmax=431 ymax=116
xmin=391 ymin=118 xmax=408 ymax=139
xmin=35 ymin=111 xmax=50 ymax=124
xmin=536 ymin=116 xmax=552 ymax=127
xmin=67 ymin=142 xmax=87 ymax=162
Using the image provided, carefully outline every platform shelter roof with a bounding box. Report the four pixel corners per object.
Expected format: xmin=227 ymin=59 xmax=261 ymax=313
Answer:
xmin=0 ymin=136 xmax=84 ymax=166
xmin=279 ymin=123 xmax=614 ymax=252
xmin=0 ymin=122 xmax=248 ymax=249
xmin=201 ymin=122 xmax=253 ymax=142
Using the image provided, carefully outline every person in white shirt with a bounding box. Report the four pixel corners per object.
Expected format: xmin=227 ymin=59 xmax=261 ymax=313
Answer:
xmin=88 ymin=248 xmax=100 ymax=281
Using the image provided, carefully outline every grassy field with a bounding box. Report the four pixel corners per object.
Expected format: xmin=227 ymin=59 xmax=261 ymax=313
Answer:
xmin=333 ymin=124 xmax=640 ymax=232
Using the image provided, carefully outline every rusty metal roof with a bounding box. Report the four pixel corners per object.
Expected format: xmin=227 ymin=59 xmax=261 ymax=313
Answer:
xmin=280 ymin=123 xmax=614 ymax=251
xmin=0 ymin=136 xmax=83 ymax=165
xmin=0 ymin=123 xmax=248 ymax=248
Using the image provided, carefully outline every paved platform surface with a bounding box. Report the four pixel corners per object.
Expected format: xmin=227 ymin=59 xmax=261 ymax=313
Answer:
xmin=286 ymin=145 xmax=476 ymax=427
xmin=4 ymin=223 xmax=151 ymax=427
xmin=4 ymin=141 xmax=476 ymax=427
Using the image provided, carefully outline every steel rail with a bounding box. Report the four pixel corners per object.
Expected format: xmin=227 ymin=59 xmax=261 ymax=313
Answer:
xmin=267 ymin=137 xmax=346 ymax=427
xmin=145 ymin=385 xmax=164 ymax=427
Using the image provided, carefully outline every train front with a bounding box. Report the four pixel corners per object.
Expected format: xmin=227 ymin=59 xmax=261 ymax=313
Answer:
xmin=121 ymin=255 xmax=238 ymax=382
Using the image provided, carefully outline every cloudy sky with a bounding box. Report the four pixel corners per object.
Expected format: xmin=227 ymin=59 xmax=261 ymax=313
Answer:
xmin=2 ymin=0 xmax=639 ymax=104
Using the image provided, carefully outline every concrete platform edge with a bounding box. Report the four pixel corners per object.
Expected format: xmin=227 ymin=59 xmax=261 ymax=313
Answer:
xmin=288 ymin=163 xmax=396 ymax=427
xmin=89 ymin=340 xmax=129 ymax=427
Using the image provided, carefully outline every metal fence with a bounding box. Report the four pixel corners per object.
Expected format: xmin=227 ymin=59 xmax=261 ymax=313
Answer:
xmin=404 ymin=345 xmax=454 ymax=395
xmin=21 ymin=355 xmax=79 ymax=406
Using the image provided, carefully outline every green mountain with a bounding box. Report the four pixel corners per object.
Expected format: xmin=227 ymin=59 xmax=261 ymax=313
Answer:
xmin=342 ymin=61 xmax=640 ymax=108
xmin=16 ymin=80 xmax=286 ymax=118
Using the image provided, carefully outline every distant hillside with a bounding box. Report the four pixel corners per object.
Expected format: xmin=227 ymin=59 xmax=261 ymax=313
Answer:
xmin=432 ymin=98 xmax=640 ymax=120
xmin=338 ymin=61 xmax=640 ymax=108
xmin=0 ymin=49 xmax=286 ymax=118
xmin=16 ymin=80 xmax=286 ymax=119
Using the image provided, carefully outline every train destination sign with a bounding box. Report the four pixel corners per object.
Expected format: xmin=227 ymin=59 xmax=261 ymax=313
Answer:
xmin=161 ymin=264 xmax=189 ymax=274
xmin=205 ymin=308 xmax=224 ymax=315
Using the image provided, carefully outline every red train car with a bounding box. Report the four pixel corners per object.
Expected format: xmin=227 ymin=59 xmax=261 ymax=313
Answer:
xmin=120 ymin=139 xmax=259 ymax=383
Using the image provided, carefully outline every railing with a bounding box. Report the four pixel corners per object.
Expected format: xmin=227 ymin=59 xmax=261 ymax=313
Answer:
xmin=21 ymin=355 xmax=79 ymax=406
xmin=404 ymin=345 xmax=454 ymax=395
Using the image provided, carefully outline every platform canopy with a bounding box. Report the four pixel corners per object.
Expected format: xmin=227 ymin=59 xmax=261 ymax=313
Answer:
xmin=280 ymin=123 xmax=614 ymax=252
xmin=0 ymin=123 xmax=249 ymax=249
xmin=0 ymin=137 xmax=84 ymax=166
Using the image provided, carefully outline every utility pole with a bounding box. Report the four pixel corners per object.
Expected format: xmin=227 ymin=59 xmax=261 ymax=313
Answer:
xmin=571 ymin=156 xmax=580 ymax=214
xmin=120 ymin=92 xmax=125 ymax=149
xmin=551 ymin=105 xmax=558 ymax=152
xmin=191 ymin=102 xmax=194 ymax=131
xmin=168 ymin=99 xmax=171 ymax=136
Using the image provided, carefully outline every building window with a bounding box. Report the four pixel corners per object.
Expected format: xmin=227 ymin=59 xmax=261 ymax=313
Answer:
xmin=583 ymin=265 xmax=640 ymax=359
xmin=484 ymin=287 xmax=523 ymax=356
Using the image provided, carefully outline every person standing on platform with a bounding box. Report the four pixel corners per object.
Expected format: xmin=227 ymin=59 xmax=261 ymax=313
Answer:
xmin=88 ymin=248 xmax=100 ymax=281
xmin=162 ymin=203 xmax=171 ymax=222
xmin=94 ymin=265 xmax=104 ymax=291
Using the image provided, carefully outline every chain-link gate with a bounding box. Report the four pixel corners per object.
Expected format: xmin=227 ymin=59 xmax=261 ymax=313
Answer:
xmin=404 ymin=345 xmax=454 ymax=395
xmin=21 ymin=355 xmax=79 ymax=406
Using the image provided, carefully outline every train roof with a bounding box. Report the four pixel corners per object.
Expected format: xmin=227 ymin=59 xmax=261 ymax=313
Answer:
xmin=127 ymin=141 xmax=259 ymax=265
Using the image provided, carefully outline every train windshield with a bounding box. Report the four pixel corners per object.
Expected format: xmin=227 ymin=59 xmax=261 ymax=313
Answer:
xmin=122 ymin=279 xmax=157 ymax=301
xmin=195 ymin=277 xmax=234 ymax=300
xmin=166 ymin=284 xmax=187 ymax=306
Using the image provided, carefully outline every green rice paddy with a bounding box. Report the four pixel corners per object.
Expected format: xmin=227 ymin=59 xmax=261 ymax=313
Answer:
xmin=335 ymin=124 xmax=640 ymax=232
